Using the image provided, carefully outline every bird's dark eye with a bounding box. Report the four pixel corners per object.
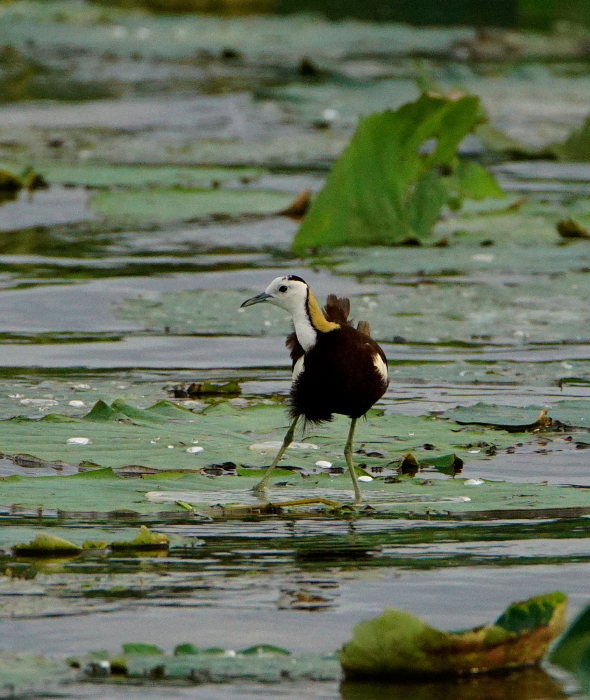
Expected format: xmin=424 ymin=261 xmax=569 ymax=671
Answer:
xmin=279 ymin=285 xmax=288 ymax=293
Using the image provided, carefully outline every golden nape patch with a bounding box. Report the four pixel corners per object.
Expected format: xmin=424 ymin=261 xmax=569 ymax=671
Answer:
xmin=306 ymin=291 xmax=340 ymax=333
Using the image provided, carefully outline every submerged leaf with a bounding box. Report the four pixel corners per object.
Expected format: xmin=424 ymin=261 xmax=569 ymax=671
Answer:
xmin=338 ymin=592 xmax=566 ymax=678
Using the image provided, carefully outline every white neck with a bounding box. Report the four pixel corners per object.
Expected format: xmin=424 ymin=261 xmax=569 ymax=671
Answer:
xmin=291 ymin=303 xmax=317 ymax=352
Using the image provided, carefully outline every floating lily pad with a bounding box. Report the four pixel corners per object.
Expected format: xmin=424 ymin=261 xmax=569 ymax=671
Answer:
xmin=113 ymin=289 xmax=290 ymax=336
xmin=338 ymin=591 xmax=566 ymax=678
xmin=0 ymin=651 xmax=77 ymax=694
xmin=0 ymin=398 xmax=531 ymax=479
xmin=83 ymin=646 xmax=340 ymax=683
xmin=445 ymin=401 xmax=590 ymax=430
xmin=13 ymin=163 xmax=264 ymax=189
xmin=89 ymin=188 xmax=295 ymax=223
xmin=112 ymin=269 xmax=590 ymax=346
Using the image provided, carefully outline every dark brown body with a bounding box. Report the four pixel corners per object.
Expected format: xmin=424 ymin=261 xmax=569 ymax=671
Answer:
xmin=286 ymin=295 xmax=388 ymax=424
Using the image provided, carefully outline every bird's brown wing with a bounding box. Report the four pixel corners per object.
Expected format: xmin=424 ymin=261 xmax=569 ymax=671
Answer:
xmin=323 ymin=294 xmax=351 ymax=324
xmin=286 ymin=331 xmax=304 ymax=367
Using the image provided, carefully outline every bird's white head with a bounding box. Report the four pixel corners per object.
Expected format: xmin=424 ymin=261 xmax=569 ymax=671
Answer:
xmin=240 ymin=275 xmax=309 ymax=315
xmin=241 ymin=275 xmax=339 ymax=351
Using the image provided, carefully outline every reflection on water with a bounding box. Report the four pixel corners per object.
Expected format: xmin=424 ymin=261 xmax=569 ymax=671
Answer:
xmin=340 ymin=666 xmax=566 ymax=700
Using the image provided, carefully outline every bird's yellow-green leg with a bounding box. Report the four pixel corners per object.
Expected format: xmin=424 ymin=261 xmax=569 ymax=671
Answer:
xmin=253 ymin=415 xmax=300 ymax=493
xmin=344 ymin=417 xmax=362 ymax=504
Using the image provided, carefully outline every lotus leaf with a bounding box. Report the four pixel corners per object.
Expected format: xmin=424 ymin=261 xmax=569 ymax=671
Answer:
xmin=550 ymin=603 xmax=590 ymax=683
xmin=90 ymin=188 xmax=294 ymax=224
xmin=111 ymin=525 xmax=169 ymax=550
xmin=83 ymin=649 xmax=340 ymax=683
xmin=10 ymin=163 xmax=263 ymax=189
xmin=445 ymin=401 xmax=590 ymax=430
xmin=338 ymin=592 xmax=566 ymax=678
xmin=13 ymin=533 xmax=82 ymax=556
xmin=0 ymin=398 xmax=535 ymax=479
xmin=112 ymin=270 xmax=590 ymax=346
xmin=122 ymin=643 xmax=163 ymax=656
xmin=292 ymin=94 xmax=501 ymax=251
xmin=0 ymin=651 xmax=77 ymax=692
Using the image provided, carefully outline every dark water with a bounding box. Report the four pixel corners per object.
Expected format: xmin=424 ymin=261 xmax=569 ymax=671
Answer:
xmin=276 ymin=0 xmax=517 ymax=27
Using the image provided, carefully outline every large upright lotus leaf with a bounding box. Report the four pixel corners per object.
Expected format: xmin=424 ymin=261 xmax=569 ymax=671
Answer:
xmin=89 ymin=189 xmax=294 ymax=223
xmin=292 ymin=95 xmax=490 ymax=251
xmin=339 ymin=592 xmax=566 ymax=678
xmin=13 ymin=163 xmax=263 ymax=188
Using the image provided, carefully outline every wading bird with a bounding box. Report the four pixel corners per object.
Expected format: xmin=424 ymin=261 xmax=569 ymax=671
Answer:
xmin=241 ymin=275 xmax=389 ymax=502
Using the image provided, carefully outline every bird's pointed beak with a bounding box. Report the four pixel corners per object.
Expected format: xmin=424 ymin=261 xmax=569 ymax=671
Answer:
xmin=240 ymin=292 xmax=272 ymax=308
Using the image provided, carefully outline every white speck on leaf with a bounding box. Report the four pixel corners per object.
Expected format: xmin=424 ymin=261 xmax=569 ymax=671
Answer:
xmin=66 ymin=437 xmax=90 ymax=445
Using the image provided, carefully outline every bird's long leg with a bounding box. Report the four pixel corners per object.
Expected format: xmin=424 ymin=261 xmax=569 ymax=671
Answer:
xmin=344 ymin=417 xmax=362 ymax=504
xmin=253 ymin=415 xmax=300 ymax=493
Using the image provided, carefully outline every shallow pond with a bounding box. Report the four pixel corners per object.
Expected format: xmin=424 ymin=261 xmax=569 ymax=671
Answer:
xmin=1 ymin=4 xmax=590 ymax=698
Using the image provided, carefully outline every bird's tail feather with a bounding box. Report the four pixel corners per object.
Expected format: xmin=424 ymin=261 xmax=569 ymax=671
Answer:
xmin=323 ymin=294 xmax=350 ymax=324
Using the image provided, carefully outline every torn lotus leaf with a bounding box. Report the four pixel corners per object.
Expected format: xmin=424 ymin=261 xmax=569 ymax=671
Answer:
xmin=338 ymin=592 xmax=566 ymax=678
